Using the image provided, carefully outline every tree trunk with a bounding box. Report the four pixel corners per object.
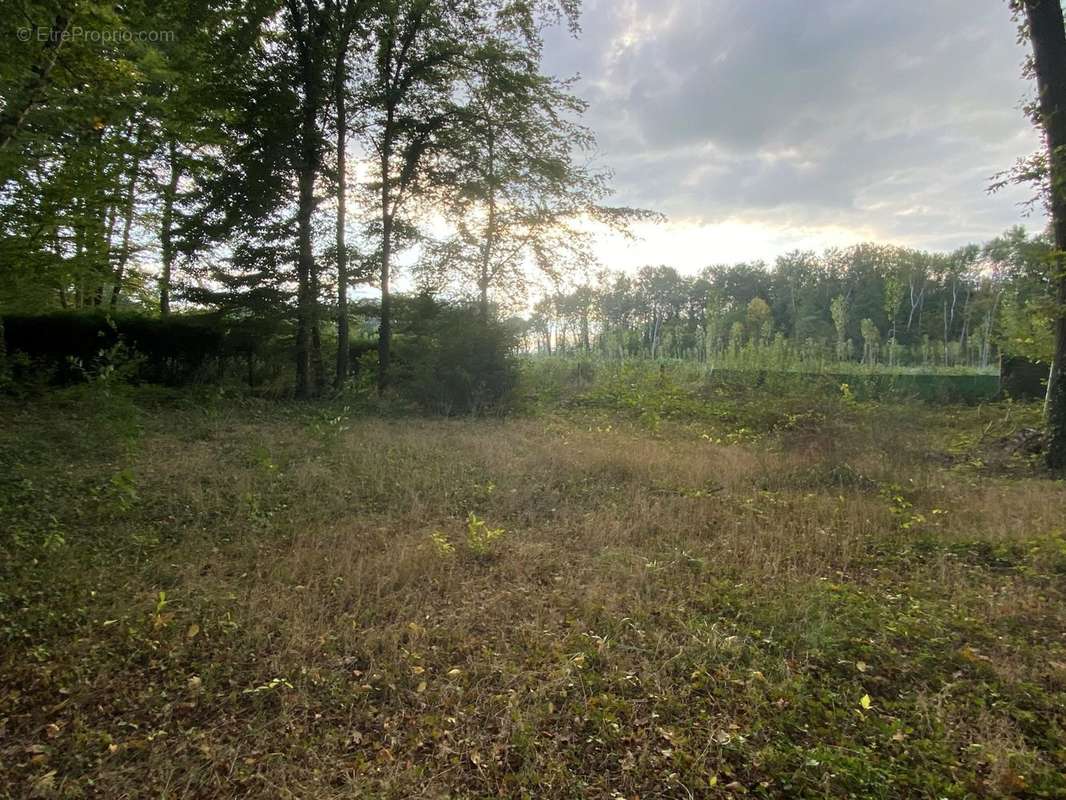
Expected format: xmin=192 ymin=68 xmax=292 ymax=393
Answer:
xmin=1024 ymin=0 xmax=1066 ymax=468
xmin=377 ymin=115 xmax=394 ymax=393
xmin=478 ymin=133 xmax=496 ymax=322
xmin=295 ymin=176 xmax=315 ymax=397
xmin=110 ymin=133 xmax=144 ymax=309
xmin=312 ymin=317 xmax=324 ymax=391
xmin=160 ymin=138 xmax=180 ymax=316
xmin=293 ymin=4 xmax=324 ymax=400
xmin=295 ymin=166 xmax=317 ymax=398
xmin=906 ymin=280 xmax=924 ymax=331
xmin=333 ymin=59 xmax=350 ymax=387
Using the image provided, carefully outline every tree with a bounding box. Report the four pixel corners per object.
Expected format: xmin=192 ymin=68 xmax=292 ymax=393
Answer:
xmin=428 ymin=19 xmax=647 ymax=322
xmin=883 ymin=272 xmax=905 ymax=364
xmin=830 ymin=294 xmax=849 ymax=360
xmin=859 ymin=318 xmax=880 ymax=365
xmin=1015 ymin=0 xmax=1066 ymax=468
xmin=285 ymin=0 xmax=331 ymax=398
xmin=0 ymin=1 xmax=161 ymax=310
xmin=180 ymin=3 xmax=311 ymax=388
xmin=148 ymin=0 xmax=245 ymax=317
xmin=635 ymin=266 xmax=686 ymax=358
xmin=330 ymin=0 xmax=368 ymax=387
xmin=362 ymin=0 xmax=476 ymax=391
xmin=746 ymin=296 xmax=772 ymax=344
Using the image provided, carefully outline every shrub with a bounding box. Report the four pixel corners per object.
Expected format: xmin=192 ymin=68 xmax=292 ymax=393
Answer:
xmin=392 ymin=304 xmax=518 ymax=415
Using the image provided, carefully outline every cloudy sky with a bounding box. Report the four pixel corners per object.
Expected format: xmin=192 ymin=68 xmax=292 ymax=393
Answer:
xmin=540 ymin=0 xmax=1047 ymax=272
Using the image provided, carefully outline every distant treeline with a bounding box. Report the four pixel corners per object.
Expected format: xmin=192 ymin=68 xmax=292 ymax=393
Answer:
xmin=518 ymin=228 xmax=1055 ymax=370
xmin=2 ymin=226 xmax=1054 ymax=405
xmin=1 ymin=1 xmax=1058 ymax=397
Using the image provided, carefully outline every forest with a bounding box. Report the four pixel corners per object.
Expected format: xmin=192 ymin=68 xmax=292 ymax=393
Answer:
xmin=2 ymin=0 xmax=1066 ymax=798
xmin=1 ymin=1 xmax=1060 ymax=389
xmin=524 ymin=232 xmax=1052 ymax=368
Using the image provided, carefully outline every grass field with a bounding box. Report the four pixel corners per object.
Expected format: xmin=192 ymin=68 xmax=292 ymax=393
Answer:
xmin=1 ymin=373 xmax=1065 ymax=799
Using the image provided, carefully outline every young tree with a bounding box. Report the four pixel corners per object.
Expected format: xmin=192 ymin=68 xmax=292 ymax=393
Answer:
xmin=830 ymin=294 xmax=849 ymax=360
xmin=883 ymin=273 xmax=905 ymax=364
xmin=746 ymin=297 xmax=772 ymax=345
xmin=859 ymin=318 xmax=880 ymax=365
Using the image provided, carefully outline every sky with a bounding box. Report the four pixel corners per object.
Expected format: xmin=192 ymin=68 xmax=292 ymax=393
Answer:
xmin=539 ymin=0 xmax=1048 ymax=273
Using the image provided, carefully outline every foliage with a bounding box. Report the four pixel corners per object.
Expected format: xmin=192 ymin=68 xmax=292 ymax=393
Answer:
xmin=522 ymin=232 xmax=1054 ymax=372
xmin=463 ymin=511 xmax=505 ymax=558
xmin=0 ymin=0 xmax=605 ymax=396
xmin=391 ymin=299 xmax=519 ymax=414
xmin=2 ymin=311 xmax=225 ymax=385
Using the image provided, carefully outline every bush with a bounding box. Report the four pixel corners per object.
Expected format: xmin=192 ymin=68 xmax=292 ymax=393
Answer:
xmin=392 ymin=304 xmax=518 ymax=415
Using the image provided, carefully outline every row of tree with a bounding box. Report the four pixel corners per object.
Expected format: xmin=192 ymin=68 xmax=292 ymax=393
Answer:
xmin=2 ymin=0 xmax=1066 ymax=468
xmin=0 ymin=0 xmax=644 ymax=397
xmin=520 ymin=229 xmax=1054 ymax=369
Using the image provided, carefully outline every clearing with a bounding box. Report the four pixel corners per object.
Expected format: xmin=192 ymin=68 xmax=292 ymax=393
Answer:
xmin=1 ymin=378 xmax=1065 ymax=798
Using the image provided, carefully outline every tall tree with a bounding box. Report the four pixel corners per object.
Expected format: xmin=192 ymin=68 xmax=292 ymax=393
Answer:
xmin=428 ymin=31 xmax=599 ymax=321
xmin=159 ymin=138 xmax=180 ymax=316
xmin=287 ymin=0 xmax=331 ymax=398
xmin=331 ymin=0 xmax=365 ymax=387
xmin=1016 ymin=0 xmax=1066 ymax=468
xmin=363 ymin=0 xmax=475 ymax=391
xmin=149 ymin=0 xmax=249 ymax=316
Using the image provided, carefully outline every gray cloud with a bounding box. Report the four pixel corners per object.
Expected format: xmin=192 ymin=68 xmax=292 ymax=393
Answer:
xmin=542 ymin=0 xmax=1046 ymax=251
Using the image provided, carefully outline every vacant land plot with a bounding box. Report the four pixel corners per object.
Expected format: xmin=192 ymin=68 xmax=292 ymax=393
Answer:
xmin=1 ymin=383 xmax=1065 ymax=799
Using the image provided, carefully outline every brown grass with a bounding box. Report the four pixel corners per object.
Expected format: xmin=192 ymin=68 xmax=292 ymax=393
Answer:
xmin=1 ymin=392 xmax=1065 ymax=798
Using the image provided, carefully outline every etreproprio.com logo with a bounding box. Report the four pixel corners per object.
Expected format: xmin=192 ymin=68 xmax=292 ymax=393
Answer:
xmin=16 ymin=26 xmax=175 ymax=44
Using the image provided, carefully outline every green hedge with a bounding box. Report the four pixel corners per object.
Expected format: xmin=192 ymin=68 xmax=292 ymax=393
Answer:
xmin=707 ymin=368 xmax=1001 ymax=403
xmin=2 ymin=311 xmax=226 ymax=385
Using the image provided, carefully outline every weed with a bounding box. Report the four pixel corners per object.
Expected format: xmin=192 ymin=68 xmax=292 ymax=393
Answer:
xmin=428 ymin=529 xmax=455 ymax=556
xmin=464 ymin=512 xmax=506 ymax=558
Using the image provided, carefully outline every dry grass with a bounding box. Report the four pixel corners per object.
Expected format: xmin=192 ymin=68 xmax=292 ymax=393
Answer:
xmin=1 ymin=385 xmax=1065 ymax=798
